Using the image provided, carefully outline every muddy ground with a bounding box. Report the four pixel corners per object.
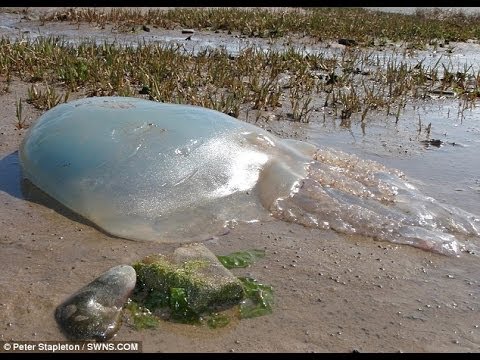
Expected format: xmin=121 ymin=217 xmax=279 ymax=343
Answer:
xmin=0 ymin=7 xmax=479 ymax=353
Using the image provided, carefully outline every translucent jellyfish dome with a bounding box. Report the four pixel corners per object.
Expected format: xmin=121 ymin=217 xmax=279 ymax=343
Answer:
xmin=19 ymin=97 xmax=480 ymax=256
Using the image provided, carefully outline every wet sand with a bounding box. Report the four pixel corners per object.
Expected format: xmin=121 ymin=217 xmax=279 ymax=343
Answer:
xmin=0 ymin=7 xmax=479 ymax=353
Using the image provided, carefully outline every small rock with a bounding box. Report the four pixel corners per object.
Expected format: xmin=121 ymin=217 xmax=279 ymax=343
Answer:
xmin=55 ymin=265 xmax=136 ymax=341
xmin=22 ymin=14 xmax=39 ymax=21
xmin=420 ymin=139 xmax=443 ymax=148
xmin=142 ymin=25 xmax=150 ymax=32
xmin=134 ymin=243 xmax=244 ymax=313
xmin=181 ymin=29 xmax=195 ymax=34
xmin=338 ymin=38 xmax=357 ymax=47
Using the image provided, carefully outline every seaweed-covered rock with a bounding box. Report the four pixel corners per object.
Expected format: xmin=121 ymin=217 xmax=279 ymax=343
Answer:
xmin=133 ymin=243 xmax=244 ymax=315
xmin=55 ymin=265 xmax=136 ymax=341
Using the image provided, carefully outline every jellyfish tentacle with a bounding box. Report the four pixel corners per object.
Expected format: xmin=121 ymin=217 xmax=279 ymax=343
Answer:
xmin=270 ymin=148 xmax=479 ymax=256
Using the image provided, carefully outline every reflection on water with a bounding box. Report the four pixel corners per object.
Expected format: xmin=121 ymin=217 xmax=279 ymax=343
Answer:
xmin=306 ymin=100 xmax=480 ymax=217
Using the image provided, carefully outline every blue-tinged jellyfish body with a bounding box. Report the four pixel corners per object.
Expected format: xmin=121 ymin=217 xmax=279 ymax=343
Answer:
xmin=19 ymin=97 xmax=480 ymax=256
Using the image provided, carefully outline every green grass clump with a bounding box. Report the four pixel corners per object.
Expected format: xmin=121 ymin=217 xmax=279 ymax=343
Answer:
xmin=0 ymin=37 xmax=329 ymax=119
xmin=2 ymin=28 xmax=477 ymax=128
xmin=41 ymin=7 xmax=480 ymax=44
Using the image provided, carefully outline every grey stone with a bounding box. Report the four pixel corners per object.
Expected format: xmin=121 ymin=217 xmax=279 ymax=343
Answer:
xmin=134 ymin=243 xmax=244 ymax=313
xmin=55 ymin=265 xmax=136 ymax=341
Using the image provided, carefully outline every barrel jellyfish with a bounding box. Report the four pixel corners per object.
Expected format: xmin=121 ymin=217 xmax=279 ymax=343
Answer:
xmin=19 ymin=97 xmax=480 ymax=256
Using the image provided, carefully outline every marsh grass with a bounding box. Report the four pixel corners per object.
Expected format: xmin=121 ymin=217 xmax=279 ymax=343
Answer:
xmin=0 ymin=36 xmax=478 ymax=125
xmin=15 ymin=98 xmax=27 ymax=129
xmin=40 ymin=8 xmax=480 ymax=45
xmin=27 ymin=83 xmax=70 ymax=110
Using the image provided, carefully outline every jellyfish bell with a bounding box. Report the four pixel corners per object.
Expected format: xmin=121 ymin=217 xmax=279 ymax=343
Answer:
xmin=19 ymin=97 xmax=315 ymax=241
xmin=19 ymin=97 xmax=480 ymax=256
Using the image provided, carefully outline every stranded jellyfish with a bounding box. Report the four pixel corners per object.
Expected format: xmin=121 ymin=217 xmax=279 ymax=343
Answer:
xmin=19 ymin=97 xmax=479 ymax=256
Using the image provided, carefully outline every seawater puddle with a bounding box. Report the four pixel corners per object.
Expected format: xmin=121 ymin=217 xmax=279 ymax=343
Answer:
xmin=306 ymin=100 xmax=480 ymax=216
xmin=0 ymin=13 xmax=19 ymax=30
xmin=0 ymin=12 xmax=285 ymax=56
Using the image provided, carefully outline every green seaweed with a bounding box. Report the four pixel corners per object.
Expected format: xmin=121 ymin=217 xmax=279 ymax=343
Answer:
xmin=217 ymin=249 xmax=266 ymax=269
xmin=206 ymin=313 xmax=231 ymax=329
xmin=125 ymin=300 xmax=159 ymax=330
xmin=141 ymin=288 xmax=169 ymax=310
xmin=169 ymin=287 xmax=200 ymax=323
xmin=133 ymin=254 xmax=244 ymax=317
xmin=238 ymin=277 xmax=274 ymax=319
xmin=128 ymin=250 xmax=273 ymax=327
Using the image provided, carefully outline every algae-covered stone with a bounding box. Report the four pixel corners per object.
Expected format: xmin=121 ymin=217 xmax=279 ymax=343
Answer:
xmin=133 ymin=243 xmax=244 ymax=315
xmin=55 ymin=265 xmax=136 ymax=341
